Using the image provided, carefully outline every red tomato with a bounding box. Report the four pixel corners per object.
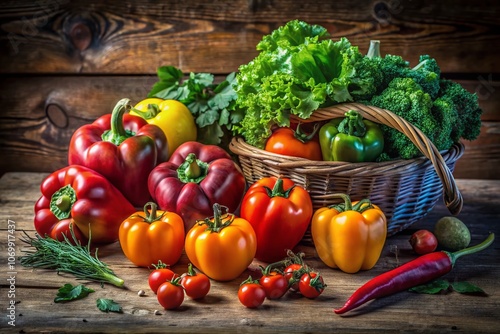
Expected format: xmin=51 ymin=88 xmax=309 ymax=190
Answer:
xmin=265 ymin=125 xmax=322 ymax=160
xmin=238 ymin=277 xmax=266 ymax=308
xmin=181 ymin=264 xmax=211 ymax=300
xmin=157 ymin=279 xmax=184 ymax=310
xmin=409 ymin=229 xmax=438 ymax=255
xmin=299 ymin=272 xmax=325 ymax=299
xmin=284 ymin=264 xmax=304 ymax=292
xmin=149 ymin=266 xmax=177 ymax=294
xmin=259 ymin=271 xmax=289 ymax=300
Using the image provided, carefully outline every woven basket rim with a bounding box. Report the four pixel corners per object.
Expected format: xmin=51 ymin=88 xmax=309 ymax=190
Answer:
xmin=229 ymin=103 xmax=465 ymax=216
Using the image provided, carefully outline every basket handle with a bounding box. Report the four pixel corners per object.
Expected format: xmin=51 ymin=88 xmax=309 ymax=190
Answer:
xmin=303 ymin=103 xmax=464 ymax=215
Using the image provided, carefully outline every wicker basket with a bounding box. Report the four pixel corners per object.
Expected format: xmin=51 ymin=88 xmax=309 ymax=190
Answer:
xmin=229 ymin=102 xmax=464 ymax=238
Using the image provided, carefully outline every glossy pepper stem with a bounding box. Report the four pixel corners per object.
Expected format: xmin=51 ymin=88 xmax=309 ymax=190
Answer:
xmin=101 ymin=98 xmax=135 ymax=145
xmin=199 ymin=203 xmax=234 ymax=233
xmin=264 ymin=177 xmax=295 ymax=198
xmin=330 ymin=193 xmax=373 ymax=213
xmin=141 ymin=202 xmax=164 ymax=224
xmin=131 ymin=103 xmax=161 ymax=120
xmin=338 ymin=110 xmax=366 ymax=137
xmin=448 ymin=232 xmax=495 ymax=266
xmin=50 ymin=185 xmax=77 ymax=220
xmin=334 ymin=233 xmax=495 ymax=315
xmin=177 ymin=153 xmax=209 ymax=184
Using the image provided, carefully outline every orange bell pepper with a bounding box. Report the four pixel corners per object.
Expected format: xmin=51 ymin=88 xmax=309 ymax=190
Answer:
xmin=311 ymin=194 xmax=387 ymax=274
xmin=185 ymin=204 xmax=257 ymax=281
xmin=119 ymin=202 xmax=185 ymax=267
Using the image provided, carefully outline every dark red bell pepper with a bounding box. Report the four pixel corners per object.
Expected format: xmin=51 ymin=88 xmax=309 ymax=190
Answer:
xmin=34 ymin=165 xmax=136 ymax=244
xmin=68 ymin=98 xmax=168 ymax=207
xmin=148 ymin=141 xmax=246 ymax=231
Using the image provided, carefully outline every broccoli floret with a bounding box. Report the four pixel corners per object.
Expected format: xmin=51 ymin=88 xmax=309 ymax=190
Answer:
xmin=349 ymin=52 xmax=384 ymax=101
xmin=349 ymin=41 xmax=384 ymax=100
xmin=369 ymin=77 xmax=443 ymax=159
xmin=407 ymin=55 xmax=441 ymax=99
xmin=375 ymin=53 xmax=441 ymax=99
xmin=430 ymin=97 xmax=456 ymax=151
xmin=438 ymin=79 xmax=483 ymax=141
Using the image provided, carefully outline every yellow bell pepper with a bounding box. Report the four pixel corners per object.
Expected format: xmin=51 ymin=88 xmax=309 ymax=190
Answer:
xmin=311 ymin=193 xmax=387 ymax=274
xmin=131 ymin=98 xmax=197 ymax=156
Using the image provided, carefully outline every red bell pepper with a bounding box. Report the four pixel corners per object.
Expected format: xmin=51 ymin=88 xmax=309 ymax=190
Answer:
xmin=148 ymin=141 xmax=246 ymax=231
xmin=34 ymin=165 xmax=136 ymax=244
xmin=240 ymin=176 xmax=313 ymax=263
xmin=68 ymin=98 xmax=168 ymax=207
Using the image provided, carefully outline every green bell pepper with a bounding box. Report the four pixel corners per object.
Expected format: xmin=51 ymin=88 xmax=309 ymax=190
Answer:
xmin=319 ymin=110 xmax=384 ymax=162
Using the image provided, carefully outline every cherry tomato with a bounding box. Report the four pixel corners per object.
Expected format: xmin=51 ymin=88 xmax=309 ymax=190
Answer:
xmin=409 ymin=229 xmax=438 ymax=255
xmin=149 ymin=265 xmax=177 ymax=294
xmin=259 ymin=271 xmax=289 ymax=300
xmin=157 ymin=279 xmax=184 ymax=310
xmin=284 ymin=264 xmax=304 ymax=292
xmin=299 ymin=272 xmax=325 ymax=299
xmin=181 ymin=263 xmax=211 ymax=300
xmin=238 ymin=277 xmax=266 ymax=308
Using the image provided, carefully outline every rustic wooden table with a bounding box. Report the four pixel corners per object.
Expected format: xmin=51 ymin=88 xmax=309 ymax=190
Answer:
xmin=1 ymin=172 xmax=499 ymax=333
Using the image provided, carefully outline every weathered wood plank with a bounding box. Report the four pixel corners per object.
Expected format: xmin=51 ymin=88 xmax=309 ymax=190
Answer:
xmin=0 ymin=76 xmax=498 ymax=179
xmin=0 ymin=172 xmax=498 ymax=333
xmin=0 ymin=0 xmax=499 ymax=74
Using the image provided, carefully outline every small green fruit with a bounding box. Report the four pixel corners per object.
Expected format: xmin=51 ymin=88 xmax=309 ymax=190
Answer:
xmin=434 ymin=217 xmax=471 ymax=251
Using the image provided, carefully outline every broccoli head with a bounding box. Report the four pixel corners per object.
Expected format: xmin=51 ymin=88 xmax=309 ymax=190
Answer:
xmin=369 ymin=77 xmax=444 ymax=159
xmin=438 ymin=79 xmax=483 ymax=141
xmin=374 ymin=53 xmax=441 ymax=99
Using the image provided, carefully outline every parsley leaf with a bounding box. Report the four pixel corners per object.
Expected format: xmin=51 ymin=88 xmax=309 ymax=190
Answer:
xmin=96 ymin=298 xmax=123 ymax=313
xmin=409 ymin=279 xmax=450 ymax=294
xmin=54 ymin=284 xmax=94 ymax=303
xmin=451 ymin=281 xmax=487 ymax=295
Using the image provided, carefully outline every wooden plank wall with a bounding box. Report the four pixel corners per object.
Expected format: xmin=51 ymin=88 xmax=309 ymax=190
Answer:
xmin=0 ymin=0 xmax=499 ymax=179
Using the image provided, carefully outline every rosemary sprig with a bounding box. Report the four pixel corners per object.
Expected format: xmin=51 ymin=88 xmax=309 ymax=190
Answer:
xmin=19 ymin=229 xmax=124 ymax=288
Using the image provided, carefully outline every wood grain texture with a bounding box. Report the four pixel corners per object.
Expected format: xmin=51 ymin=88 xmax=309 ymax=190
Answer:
xmin=0 ymin=173 xmax=499 ymax=333
xmin=0 ymin=0 xmax=499 ymax=74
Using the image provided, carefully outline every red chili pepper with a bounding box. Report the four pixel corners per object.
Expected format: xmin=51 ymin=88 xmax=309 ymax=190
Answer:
xmin=334 ymin=233 xmax=495 ymax=315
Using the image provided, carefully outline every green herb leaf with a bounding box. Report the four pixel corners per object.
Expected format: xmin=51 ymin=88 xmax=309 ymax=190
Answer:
xmin=409 ymin=279 xmax=450 ymax=294
xmin=451 ymin=281 xmax=487 ymax=295
xmin=54 ymin=283 xmax=94 ymax=303
xmin=148 ymin=66 xmax=240 ymax=146
xmin=96 ymin=298 xmax=123 ymax=313
xmin=19 ymin=230 xmax=125 ymax=287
